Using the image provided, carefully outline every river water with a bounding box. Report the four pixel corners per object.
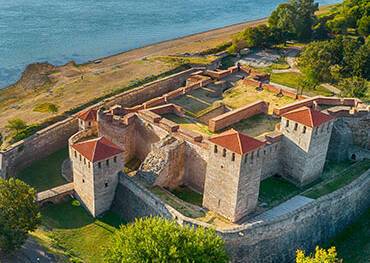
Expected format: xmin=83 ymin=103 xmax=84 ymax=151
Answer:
xmin=0 ymin=0 xmax=338 ymax=88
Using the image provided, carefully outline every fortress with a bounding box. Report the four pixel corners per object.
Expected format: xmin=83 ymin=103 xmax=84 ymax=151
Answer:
xmin=0 ymin=64 xmax=369 ymax=262
xmin=67 ymin=65 xmax=369 ymax=223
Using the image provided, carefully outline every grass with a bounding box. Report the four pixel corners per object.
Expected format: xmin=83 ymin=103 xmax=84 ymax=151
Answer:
xmin=258 ymin=176 xmax=302 ymax=208
xmin=38 ymin=199 xmax=124 ymax=263
xmin=328 ymin=208 xmax=370 ymax=263
xmin=223 ymin=83 xmax=295 ymax=112
xmin=16 ymin=147 xmax=68 ymax=192
xmin=303 ymin=160 xmax=370 ymax=199
xmin=231 ymin=114 xmax=279 ymax=137
xmin=270 ymin=72 xmax=303 ymax=89
xmin=149 ymin=55 xmax=216 ymax=67
xmin=163 ymin=113 xmax=213 ymax=136
xmin=171 ymin=186 xmax=203 ymax=207
xmin=123 ymin=157 xmax=141 ymax=174
xmin=150 ymin=186 xmax=205 ymax=218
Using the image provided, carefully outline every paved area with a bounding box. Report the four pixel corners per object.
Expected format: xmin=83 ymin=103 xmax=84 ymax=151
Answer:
xmin=248 ymin=195 xmax=314 ymax=223
xmin=0 ymin=238 xmax=59 ymax=263
xmin=36 ymin=182 xmax=74 ymax=203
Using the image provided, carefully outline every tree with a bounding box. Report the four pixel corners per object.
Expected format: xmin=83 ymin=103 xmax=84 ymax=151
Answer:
xmin=296 ymin=246 xmax=342 ymax=263
xmin=338 ymin=77 xmax=368 ymax=98
xmin=290 ymin=0 xmax=319 ymax=40
xmin=5 ymin=118 xmax=27 ymax=135
xmin=0 ymin=178 xmax=41 ymax=252
xmin=358 ymin=15 xmax=370 ymax=36
xmin=269 ymin=3 xmax=296 ymax=41
xmin=104 ymin=217 xmax=229 ymax=263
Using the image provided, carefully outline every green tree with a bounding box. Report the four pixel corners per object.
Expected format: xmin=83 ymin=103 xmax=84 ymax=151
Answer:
xmin=5 ymin=118 xmax=27 ymax=135
xmin=0 ymin=178 xmax=41 ymax=252
xmin=358 ymin=15 xmax=370 ymax=36
xmin=296 ymin=246 xmax=342 ymax=263
xmin=352 ymin=43 xmax=370 ymax=79
xmin=290 ymin=0 xmax=319 ymax=40
xmin=269 ymin=3 xmax=296 ymax=41
xmin=104 ymin=217 xmax=229 ymax=263
xmin=338 ymin=77 xmax=368 ymax=98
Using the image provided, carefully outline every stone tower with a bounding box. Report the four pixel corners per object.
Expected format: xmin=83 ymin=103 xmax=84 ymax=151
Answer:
xmin=280 ymin=107 xmax=334 ymax=186
xmin=70 ymin=136 xmax=124 ymax=217
xmin=77 ymin=108 xmax=98 ymax=131
xmin=203 ymin=129 xmax=265 ymax=222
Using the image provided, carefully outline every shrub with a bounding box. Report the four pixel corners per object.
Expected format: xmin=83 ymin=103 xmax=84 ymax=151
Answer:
xmin=104 ymin=217 xmax=229 ymax=263
xmin=296 ymin=246 xmax=342 ymax=263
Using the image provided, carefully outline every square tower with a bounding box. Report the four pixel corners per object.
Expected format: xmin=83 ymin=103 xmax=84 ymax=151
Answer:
xmin=70 ymin=137 xmax=124 ymax=217
xmin=203 ymin=129 xmax=265 ymax=222
xmin=77 ymin=108 xmax=98 ymax=131
xmin=280 ymin=107 xmax=334 ymax=186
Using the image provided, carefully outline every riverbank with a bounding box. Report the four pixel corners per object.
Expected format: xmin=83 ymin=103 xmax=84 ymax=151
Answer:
xmin=0 ymin=3 xmax=338 ymax=137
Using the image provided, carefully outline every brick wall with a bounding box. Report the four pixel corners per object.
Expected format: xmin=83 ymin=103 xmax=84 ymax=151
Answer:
xmin=208 ymin=101 xmax=269 ymax=132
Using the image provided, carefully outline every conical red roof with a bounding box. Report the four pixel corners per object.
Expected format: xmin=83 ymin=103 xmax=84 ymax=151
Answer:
xmin=209 ymin=129 xmax=265 ymax=155
xmin=282 ymin=107 xmax=333 ymax=128
xmin=72 ymin=137 xmax=122 ymax=162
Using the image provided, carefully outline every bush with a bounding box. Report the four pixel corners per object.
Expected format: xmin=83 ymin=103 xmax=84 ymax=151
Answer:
xmin=296 ymin=246 xmax=342 ymax=263
xmin=33 ymin=103 xmax=59 ymax=113
xmin=104 ymin=217 xmax=229 ymax=263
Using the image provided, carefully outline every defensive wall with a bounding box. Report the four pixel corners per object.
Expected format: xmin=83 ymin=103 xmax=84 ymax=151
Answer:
xmin=113 ymin=168 xmax=370 ymax=263
xmin=208 ymin=101 xmax=269 ymax=132
xmin=0 ymin=68 xmax=198 ymax=179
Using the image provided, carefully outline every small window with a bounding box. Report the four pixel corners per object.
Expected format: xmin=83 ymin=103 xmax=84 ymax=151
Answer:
xmin=214 ymin=145 xmax=218 ymax=153
xmin=231 ymin=153 xmax=235 ymax=161
xmin=327 ymin=123 xmax=330 ymax=132
xmin=257 ymin=150 xmax=260 ymax=157
xmin=218 ymin=199 xmax=221 ymax=208
xmin=264 ymin=150 xmax=266 ymax=155
xmin=98 ymin=162 xmax=101 ymax=168
xmin=315 ymin=127 xmax=318 ymax=135
xmin=244 ymin=154 xmax=248 ymax=163
xmin=79 ymin=154 xmax=82 ymax=161
xmin=88 ymin=121 xmax=91 ymax=127
xmin=114 ymin=156 xmax=117 ymax=163
xmin=82 ymin=179 xmax=85 ymax=183
xmin=84 ymin=158 xmax=86 ymax=165
xmin=251 ymin=152 xmax=254 ymax=160
xmin=286 ymin=120 xmax=289 ymax=127
xmin=303 ymin=126 xmax=307 ymax=134
xmin=105 ymin=183 xmax=108 ymax=188
xmin=294 ymin=123 xmax=298 ymax=131
xmin=223 ymin=149 xmax=226 ymax=157
xmin=74 ymin=151 xmax=77 ymax=158
xmin=106 ymin=159 xmax=109 ymax=166
xmin=88 ymin=162 xmax=91 ymax=168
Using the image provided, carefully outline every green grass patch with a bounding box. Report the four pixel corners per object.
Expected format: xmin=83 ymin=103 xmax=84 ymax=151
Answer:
xmin=123 ymin=157 xmax=142 ymax=174
xmin=40 ymin=199 xmax=124 ymax=263
xmin=33 ymin=102 xmax=59 ymax=113
xmin=149 ymin=55 xmax=216 ymax=67
xmin=163 ymin=113 xmax=213 ymax=136
xmin=171 ymin=186 xmax=203 ymax=207
xmin=259 ymin=176 xmax=302 ymax=208
xmin=328 ymin=208 xmax=370 ymax=263
xmin=270 ymin=72 xmax=303 ymax=89
xmin=303 ymin=160 xmax=370 ymax=199
xmin=16 ymin=147 xmax=68 ymax=192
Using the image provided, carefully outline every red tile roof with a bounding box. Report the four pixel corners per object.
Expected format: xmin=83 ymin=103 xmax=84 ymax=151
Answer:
xmin=72 ymin=137 xmax=122 ymax=162
xmin=77 ymin=108 xmax=97 ymax=122
xmin=209 ymin=129 xmax=265 ymax=155
xmin=282 ymin=107 xmax=333 ymax=128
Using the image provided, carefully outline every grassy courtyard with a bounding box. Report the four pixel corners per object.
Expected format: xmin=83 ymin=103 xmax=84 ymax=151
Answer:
xmin=16 ymin=147 xmax=69 ymax=192
xmin=34 ymin=199 xmax=124 ymax=263
xmin=163 ymin=113 xmax=213 ymax=135
xmin=303 ymin=160 xmax=370 ymax=199
xmin=231 ymin=114 xmax=279 ymax=137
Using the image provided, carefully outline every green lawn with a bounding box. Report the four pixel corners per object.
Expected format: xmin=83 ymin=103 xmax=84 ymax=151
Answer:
xmin=328 ymin=208 xmax=370 ymax=263
xmin=39 ymin=199 xmax=124 ymax=263
xmin=303 ymin=160 xmax=370 ymax=199
xmin=258 ymin=176 xmax=302 ymax=208
xmin=171 ymin=186 xmax=203 ymax=207
xmin=16 ymin=147 xmax=69 ymax=192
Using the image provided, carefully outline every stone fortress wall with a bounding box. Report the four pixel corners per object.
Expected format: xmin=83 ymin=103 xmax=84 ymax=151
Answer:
xmin=113 ymin=169 xmax=370 ymax=263
xmin=0 ymin=68 xmax=198 ymax=179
